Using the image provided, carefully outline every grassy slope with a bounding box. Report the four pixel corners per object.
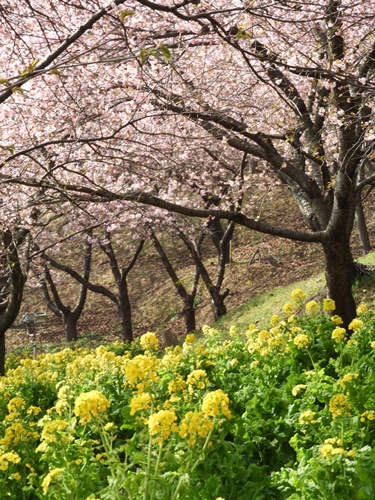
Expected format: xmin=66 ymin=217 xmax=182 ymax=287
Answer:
xmin=9 ymin=187 xmax=375 ymax=354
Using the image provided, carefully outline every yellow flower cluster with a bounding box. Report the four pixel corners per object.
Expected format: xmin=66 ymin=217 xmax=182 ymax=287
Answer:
xmin=323 ymin=298 xmax=336 ymax=311
xmin=184 ymin=333 xmax=196 ymax=345
xmin=291 ymin=288 xmax=306 ymax=303
xmin=202 ymin=390 xmax=231 ymax=419
xmin=246 ymin=327 xmax=289 ymax=357
xmin=0 ymin=451 xmax=21 ymax=471
xmin=305 ymin=301 xmax=319 ymax=314
xmin=331 ymin=315 xmax=343 ymax=325
xmin=41 ymin=468 xmax=64 ymax=495
xmin=320 ymin=437 xmax=354 ymax=459
xmin=357 ymin=304 xmax=368 ymax=315
xmin=283 ymin=302 xmax=295 ymax=316
xmin=187 ymin=369 xmax=209 ymax=393
xmin=361 ymin=410 xmax=375 ymax=422
xmin=179 ymin=411 xmax=214 ymax=446
xmin=148 ymin=409 xmax=178 ymax=442
xmin=129 ymin=392 xmax=152 ymax=415
xmin=73 ymin=390 xmax=110 ymax=424
xmin=329 ymin=393 xmax=352 ymax=419
xmin=298 ymin=410 xmax=316 ymax=424
xmin=40 ymin=419 xmax=70 ymax=443
xmin=337 ymin=373 xmax=359 ymax=389
xmin=7 ymin=397 xmax=26 ymax=416
xmin=140 ymin=332 xmax=159 ymax=351
xmin=293 ymin=334 xmax=309 ymax=349
xmin=168 ymin=376 xmax=187 ymax=395
xmin=332 ymin=327 xmax=346 ymax=343
xmin=0 ymin=422 xmax=29 ymax=449
xmin=348 ymin=318 xmax=364 ymax=332
xmin=123 ymin=354 xmax=159 ymax=391
xmin=202 ymin=325 xmax=219 ymax=337
xmin=292 ymin=384 xmax=307 ymax=396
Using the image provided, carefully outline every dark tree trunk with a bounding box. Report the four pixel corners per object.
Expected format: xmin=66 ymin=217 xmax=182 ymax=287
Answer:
xmin=0 ymin=229 xmax=27 ymax=376
xmin=183 ymin=297 xmax=196 ymax=332
xmin=323 ymin=237 xmax=356 ymax=329
xmin=63 ymin=310 xmax=79 ymax=342
xmin=40 ymin=234 xmax=92 ymax=342
xmin=118 ymin=283 xmax=133 ymax=342
xmin=150 ymin=230 xmax=199 ymax=333
xmin=356 ymin=195 xmax=371 ymax=255
xmin=0 ymin=328 xmax=5 ymax=377
xmin=207 ymin=218 xmax=232 ymax=264
xmin=210 ymin=291 xmax=228 ymax=320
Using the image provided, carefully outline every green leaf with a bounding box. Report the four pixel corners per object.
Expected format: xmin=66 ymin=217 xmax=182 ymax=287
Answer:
xmin=236 ymin=30 xmax=251 ymax=39
xmin=11 ymin=86 xmax=24 ymax=95
xmin=140 ymin=49 xmax=149 ymax=64
xmin=19 ymin=59 xmax=39 ymax=77
xmin=160 ymin=45 xmax=171 ymax=63
xmin=120 ymin=9 xmax=135 ymax=21
xmin=0 ymin=78 xmax=10 ymax=86
xmin=50 ymin=68 xmax=61 ymax=76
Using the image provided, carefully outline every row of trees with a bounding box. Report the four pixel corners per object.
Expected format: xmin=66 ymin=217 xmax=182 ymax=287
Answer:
xmin=1 ymin=0 xmax=375 ymax=372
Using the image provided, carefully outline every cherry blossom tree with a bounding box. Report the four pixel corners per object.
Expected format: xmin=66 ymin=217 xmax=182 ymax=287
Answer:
xmin=36 ymin=232 xmax=93 ymax=342
xmin=0 ymin=228 xmax=29 ymax=375
xmin=1 ymin=0 xmax=375 ymax=329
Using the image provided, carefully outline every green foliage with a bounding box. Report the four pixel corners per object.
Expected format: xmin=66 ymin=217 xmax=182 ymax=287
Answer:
xmin=2 ymin=293 xmax=375 ymax=498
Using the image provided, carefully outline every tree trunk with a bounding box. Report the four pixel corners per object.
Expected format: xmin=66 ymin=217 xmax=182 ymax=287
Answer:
xmin=63 ymin=311 xmax=79 ymax=342
xmin=0 ymin=230 xmax=26 ymax=376
xmin=118 ymin=283 xmax=133 ymax=342
xmin=183 ymin=297 xmax=196 ymax=332
xmin=322 ymin=237 xmax=356 ymax=329
xmin=207 ymin=218 xmax=232 ymax=264
xmin=0 ymin=330 xmax=5 ymax=377
xmin=355 ymin=195 xmax=371 ymax=255
xmin=211 ymin=291 xmax=228 ymax=320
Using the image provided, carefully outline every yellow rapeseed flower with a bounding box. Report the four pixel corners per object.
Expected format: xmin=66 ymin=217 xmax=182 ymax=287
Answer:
xmin=73 ymin=390 xmax=110 ymax=424
xmin=337 ymin=373 xmax=359 ymax=389
xmin=283 ymin=302 xmax=295 ymax=316
xmin=202 ymin=390 xmax=231 ymax=419
xmin=0 ymin=423 xmax=28 ymax=449
xmin=332 ymin=327 xmax=346 ymax=343
xmin=184 ymin=333 xmax=196 ymax=344
xmin=41 ymin=419 xmax=70 ymax=443
xmin=41 ymin=468 xmax=64 ymax=495
xmin=148 ymin=410 xmax=178 ymax=442
xmin=298 ymin=410 xmax=316 ymax=424
xmin=357 ymin=304 xmax=368 ymax=315
xmin=323 ymin=298 xmax=336 ymax=311
xmin=305 ymin=301 xmax=319 ymax=314
xmin=361 ymin=410 xmax=375 ymax=422
xmin=348 ymin=318 xmax=364 ymax=332
xmin=7 ymin=397 xmax=26 ymax=415
xmin=140 ymin=332 xmax=159 ymax=351
xmin=291 ymin=288 xmax=306 ymax=302
xmin=187 ymin=369 xmax=209 ymax=393
xmin=293 ymin=334 xmax=309 ymax=349
xmin=270 ymin=315 xmax=279 ymax=326
xmin=179 ymin=411 xmax=214 ymax=446
xmin=129 ymin=393 xmax=152 ymax=415
xmin=123 ymin=355 xmax=159 ymax=390
xmin=331 ymin=315 xmax=343 ymax=325
xmin=0 ymin=451 xmax=21 ymax=471
xmin=329 ymin=393 xmax=352 ymax=419
xmin=292 ymin=384 xmax=307 ymax=396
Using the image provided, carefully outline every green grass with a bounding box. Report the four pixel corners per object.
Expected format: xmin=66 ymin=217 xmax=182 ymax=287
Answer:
xmin=213 ymin=250 xmax=375 ymax=333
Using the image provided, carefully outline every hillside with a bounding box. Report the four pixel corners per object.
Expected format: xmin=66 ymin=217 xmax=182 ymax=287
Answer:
xmin=8 ymin=188 xmax=375 ymax=354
